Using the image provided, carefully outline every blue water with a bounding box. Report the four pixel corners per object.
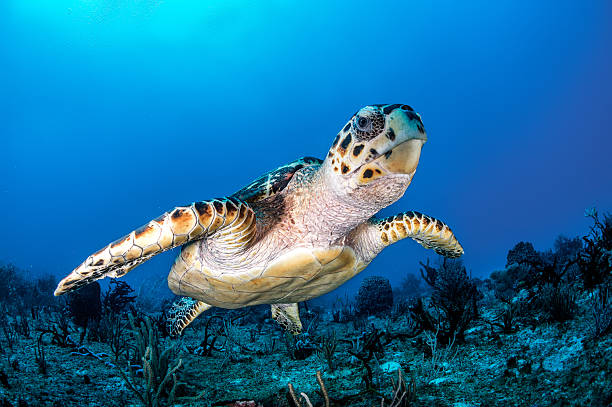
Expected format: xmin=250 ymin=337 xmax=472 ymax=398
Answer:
xmin=2 ymin=0 xmax=611 ymax=293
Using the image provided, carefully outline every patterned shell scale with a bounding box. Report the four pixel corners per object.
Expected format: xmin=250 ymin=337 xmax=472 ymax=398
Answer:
xmin=232 ymin=157 xmax=322 ymax=203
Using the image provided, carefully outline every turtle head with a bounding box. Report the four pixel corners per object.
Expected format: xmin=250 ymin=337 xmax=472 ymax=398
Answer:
xmin=323 ymin=104 xmax=427 ymax=209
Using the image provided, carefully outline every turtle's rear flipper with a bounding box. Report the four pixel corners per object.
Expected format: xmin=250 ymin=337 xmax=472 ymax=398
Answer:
xmin=167 ymin=297 xmax=212 ymax=337
xmin=271 ymin=303 xmax=303 ymax=335
xmin=54 ymin=198 xmax=255 ymax=296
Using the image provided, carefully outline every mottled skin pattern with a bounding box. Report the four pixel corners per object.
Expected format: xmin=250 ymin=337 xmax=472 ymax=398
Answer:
xmin=55 ymin=104 xmax=464 ymax=336
xmin=167 ymin=297 xmax=212 ymax=336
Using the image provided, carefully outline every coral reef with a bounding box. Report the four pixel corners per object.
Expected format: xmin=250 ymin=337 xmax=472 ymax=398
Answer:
xmin=355 ymin=276 xmax=393 ymax=317
xmin=579 ymin=209 xmax=612 ymax=289
xmin=412 ymin=259 xmax=481 ymax=344
xmin=117 ymin=316 xmax=183 ymax=407
xmin=67 ymin=282 xmax=102 ymax=329
xmin=0 ymin=209 xmax=610 ymax=406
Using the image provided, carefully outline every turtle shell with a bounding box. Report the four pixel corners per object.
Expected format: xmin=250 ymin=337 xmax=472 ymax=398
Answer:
xmin=165 ymin=155 xmax=346 ymax=308
xmin=167 ymin=243 xmax=368 ymax=308
xmin=232 ymin=156 xmax=322 ymax=203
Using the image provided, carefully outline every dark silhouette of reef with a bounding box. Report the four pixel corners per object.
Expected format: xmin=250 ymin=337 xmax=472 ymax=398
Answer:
xmin=0 ymin=210 xmax=610 ymax=406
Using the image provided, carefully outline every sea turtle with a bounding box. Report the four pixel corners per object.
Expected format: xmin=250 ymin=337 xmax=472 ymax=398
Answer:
xmin=54 ymin=104 xmax=463 ymax=336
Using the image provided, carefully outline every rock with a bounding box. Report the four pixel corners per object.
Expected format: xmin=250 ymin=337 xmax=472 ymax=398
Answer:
xmin=429 ymin=377 xmax=453 ymax=386
xmin=464 ymin=325 xmax=486 ymax=336
xmin=380 ymin=361 xmax=401 ymax=373
xmin=542 ymin=355 xmax=564 ymax=372
xmin=512 ymin=288 xmax=529 ymax=303
xmin=541 ymin=337 xmax=584 ymax=372
xmin=8 ymin=355 xmax=19 ymax=371
xmin=75 ymin=369 xmax=89 ymax=378
xmin=518 ymin=359 xmax=532 ymax=374
xmin=506 ymin=356 xmax=518 ymax=369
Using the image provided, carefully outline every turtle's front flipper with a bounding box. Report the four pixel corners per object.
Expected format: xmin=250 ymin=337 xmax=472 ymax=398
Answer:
xmin=360 ymin=211 xmax=463 ymax=258
xmin=167 ymin=297 xmax=212 ymax=337
xmin=54 ymin=198 xmax=256 ymax=296
xmin=271 ymin=303 xmax=303 ymax=335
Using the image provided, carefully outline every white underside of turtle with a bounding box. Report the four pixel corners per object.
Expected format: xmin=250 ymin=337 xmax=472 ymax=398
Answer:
xmin=55 ymin=104 xmax=464 ymax=336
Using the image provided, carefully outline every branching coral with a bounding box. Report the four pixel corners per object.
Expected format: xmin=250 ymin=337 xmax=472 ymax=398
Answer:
xmin=287 ymin=369 xmax=416 ymax=407
xmin=315 ymin=331 xmax=338 ymax=372
xmin=103 ymin=280 xmax=137 ymax=314
xmin=589 ymin=286 xmax=612 ymax=338
xmin=118 ymin=315 xmax=184 ymax=407
xmin=36 ymin=312 xmax=74 ymax=347
xmin=579 ymin=209 xmax=612 ymax=289
xmin=287 ymin=371 xmax=329 ymax=407
xmin=381 ymin=369 xmax=417 ymax=407
xmin=415 ymin=258 xmax=481 ymax=344
xmin=34 ymin=335 xmax=47 ymax=375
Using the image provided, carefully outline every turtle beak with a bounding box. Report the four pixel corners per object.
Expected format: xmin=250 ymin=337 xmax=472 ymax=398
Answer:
xmin=374 ymin=138 xmax=425 ymax=175
xmin=369 ymin=109 xmax=427 ymax=176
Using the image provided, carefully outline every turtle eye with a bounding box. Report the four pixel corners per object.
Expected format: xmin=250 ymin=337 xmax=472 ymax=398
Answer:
xmin=356 ymin=116 xmax=372 ymax=132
